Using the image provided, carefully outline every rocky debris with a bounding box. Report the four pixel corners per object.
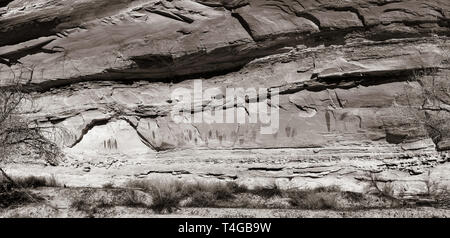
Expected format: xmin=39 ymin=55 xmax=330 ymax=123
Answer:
xmin=409 ymin=167 xmax=424 ymax=175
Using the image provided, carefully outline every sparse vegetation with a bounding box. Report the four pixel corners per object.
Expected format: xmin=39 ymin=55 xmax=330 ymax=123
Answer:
xmin=149 ymin=185 xmax=183 ymax=213
xmin=11 ymin=176 xmax=446 ymax=217
xmin=1 ymin=173 xmax=446 ymax=217
xmin=343 ymin=191 xmax=365 ymax=202
xmin=250 ymin=183 xmax=282 ymax=198
xmin=362 ymin=171 xmax=450 ymax=209
xmin=124 ymin=179 xmax=358 ymax=212
xmin=70 ymin=199 xmax=92 ymax=213
xmin=0 ymin=190 xmax=43 ymax=208
xmin=120 ymin=190 xmax=148 ymax=208
xmin=69 ymin=188 xmax=150 ymax=217
xmin=421 ymin=170 xmax=450 ymax=208
xmin=11 ymin=175 xmax=60 ymax=188
xmin=365 ymin=172 xmax=397 ymax=200
xmin=0 ymin=174 xmax=60 ymax=209
xmin=424 ymin=170 xmax=444 ymax=198
xmin=285 ymin=186 xmax=340 ymax=210
xmin=186 ymin=191 xmax=217 ymax=208
xmin=102 ymin=182 xmax=115 ymax=189
xmin=124 ymin=179 xmax=244 ymax=212
xmin=364 ymin=172 xmax=408 ymax=208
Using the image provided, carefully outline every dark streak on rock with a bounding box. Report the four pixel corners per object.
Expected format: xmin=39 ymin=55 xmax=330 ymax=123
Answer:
xmin=231 ymin=11 xmax=256 ymax=41
xmin=248 ymin=167 xmax=283 ymax=171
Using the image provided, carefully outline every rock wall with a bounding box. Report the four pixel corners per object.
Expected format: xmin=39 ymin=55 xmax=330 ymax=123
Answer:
xmin=1 ymin=0 xmax=450 ymax=191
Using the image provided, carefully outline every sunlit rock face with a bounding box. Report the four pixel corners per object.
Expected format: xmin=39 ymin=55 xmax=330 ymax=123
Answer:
xmin=1 ymin=0 xmax=450 ymax=190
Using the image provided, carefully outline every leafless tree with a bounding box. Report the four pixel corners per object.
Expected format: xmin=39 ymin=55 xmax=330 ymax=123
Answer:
xmin=401 ymin=68 xmax=450 ymax=146
xmin=399 ymin=41 xmax=450 ymax=149
xmin=365 ymin=172 xmax=398 ymax=201
xmin=0 ymin=76 xmax=61 ymax=185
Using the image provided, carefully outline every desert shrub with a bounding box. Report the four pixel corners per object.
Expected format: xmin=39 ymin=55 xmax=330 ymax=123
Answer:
xmin=0 ymin=178 xmax=13 ymax=193
xmin=435 ymin=187 xmax=450 ymax=208
xmin=125 ymin=179 xmax=182 ymax=192
xmin=70 ymin=189 xmax=150 ymax=217
xmin=286 ymin=186 xmax=340 ymax=210
xmin=211 ymin=183 xmax=236 ymax=200
xmin=184 ymin=182 xmax=286 ymax=208
xmin=13 ymin=175 xmax=60 ymax=188
xmin=124 ymin=179 xmax=151 ymax=191
xmin=421 ymin=171 xmax=450 ymax=207
xmin=95 ymin=198 xmax=114 ymax=209
xmin=186 ymin=182 xmax=235 ymax=200
xmin=365 ymin=172 xmax=396 ymax=200
xmin=70 ymin=199 xmax=92 ymax=213
xmin=381 ymin=182 xmax=395 ymax=197
xmin=120 ymin=190 xmax=148 ymax=208
xmin=364 ymin=172 xmax=409 ymax=208
xmin=124 ymin=179 xmax=346 ymax=210
xmin=343 ymin=191 xmax=365 ymax=202
xmin=180 ymin=181 xmax=244 ymax=208
xmin=250 ymin=183 xmax=283 ymax=198
xmin=182 ymin=182 xmax=244 ymax=207
xmin=226 ymin=182 xmax=249 ymax=194
xmin=0 ymin=175 xmax=51 ymax=210
xmin=0 ymin=190 xmax=42 ymax=208
xmin=184 ymin=191 xmax=217 ymax=207
xmin=312 ymin=185 xmax=341 ymax=193
xmin=125 ymin=179 xmax=245 ymax=211
xmin=0 ymin=175 xmax=56 ymax=209
xmin=287 ymin=191 xmax=338 ymax=209
xmin=125 ymin=179 xmax=183 ymax=213
xmin=424 ymin=170 xmax=444 ymax=198
xmin=12 ymin=176 xmax=47 ymax=188
xmin=102 ymin=182 xmax=114 ymax=189
xmin=148 ymin=185 xmax=183 ymax=213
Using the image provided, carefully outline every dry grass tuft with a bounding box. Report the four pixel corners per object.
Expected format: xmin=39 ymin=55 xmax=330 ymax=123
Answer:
xmin=1 ymin=175 xmax=60 ymax=189
xmin=285 ymin=186 xmax=340 ymax=210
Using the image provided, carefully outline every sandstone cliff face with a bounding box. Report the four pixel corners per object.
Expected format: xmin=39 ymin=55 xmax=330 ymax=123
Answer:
xmin=1 ymin=0 xmax=449 ymax=191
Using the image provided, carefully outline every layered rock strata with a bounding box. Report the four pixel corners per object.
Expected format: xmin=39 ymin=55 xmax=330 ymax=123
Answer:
xmin=1 ymin=0 xmax=449 ymax=192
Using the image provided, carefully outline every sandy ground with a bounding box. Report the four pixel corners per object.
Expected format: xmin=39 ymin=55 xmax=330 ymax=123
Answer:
xmin=2 ymin=203 xmax=449 ymax=218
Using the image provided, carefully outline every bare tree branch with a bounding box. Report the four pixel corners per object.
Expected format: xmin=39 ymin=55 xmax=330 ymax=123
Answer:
xmin=0 ymin=69 xmax=62 ymax=168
